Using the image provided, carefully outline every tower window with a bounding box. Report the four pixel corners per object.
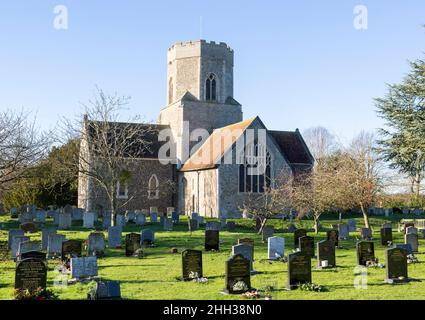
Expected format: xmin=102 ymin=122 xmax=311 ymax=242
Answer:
xmin=205 ymin=73 xmax=217 ymax=101
xmin=148 ymin=174 xmax=160 ymax=199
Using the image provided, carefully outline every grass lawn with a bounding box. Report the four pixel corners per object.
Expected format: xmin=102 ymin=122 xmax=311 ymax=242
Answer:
xmin=0 ymin=213 xmax=424 ymax=300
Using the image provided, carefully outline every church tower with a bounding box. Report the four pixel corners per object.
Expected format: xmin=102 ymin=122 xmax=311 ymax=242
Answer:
xmin=158 ymin=40 xmax=243 ymax=167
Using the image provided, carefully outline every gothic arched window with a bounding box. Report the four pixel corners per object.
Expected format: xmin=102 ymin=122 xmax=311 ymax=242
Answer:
xmin=238 ymin=144 xmax=272 ymax=193
xmin=148 ymin=174 xmax=159 ymax=199
xmin=205 ymin=73 xmax=217 ymax=101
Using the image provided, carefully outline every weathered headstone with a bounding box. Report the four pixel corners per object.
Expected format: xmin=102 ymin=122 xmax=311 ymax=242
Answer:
xmin=15 ymin=258 xmax=47 ymax=290
xmin=125 ymin=233 xmax=141 ymax=256
xmin=18 ymin=241 xmax=40 ymax=259
xmin=61 ymin=240 xmax=82 ymax=261
xmin=88 ymin=232 xmax=105 ymax=257
xmin=380 ymin=227 xmax=393 ymax=246
xmin=141 ymin=229 xmax=155 ymax=246
xmin=232 ymin=244 xmax=254 ymax=273
xmin=287 ymin=251 xmax=312 ymax=290
xmin=88 ymin=280 xmax=121 ymax=300
xmin=225 ymin=254 xmax=251 ymax=294
xmin=405 ymin=233 xmax=419 ymax=253
xmin=326 ymin=229 xmax=339 ymax=247
xmin=8 ymin=229 xmax=24 ymax=249
xmin=41 ymin=228 xmax=57 ymax=251
xmin=83 ymin=212 xmax=95 ymax=228
xmin=11 ymin=236 xmax=30 ymax=259
xmin=356 ymin=241 xmax=375 ymax=266
xmin=181 ymin=249 xmax=203 ymax=281
xmin=317 ymin=240 xmax=336 ymax=268
xmin=406 ymin=226 xmax=418 ymax=235
xmin=299 ymin=236 xmax=315 ymax=258
xmin=294 ymin=229 xmax=307 ymax=247
xmin=338 ymin=224 xmax=349 ymax=240
xmin=108 ymin=226 xmax=122 ymax=248
xmin=360 ymin=228 xmax=372 ymax=241
xmin=71 ymin=256 xmax=98 ymax=279
xmin=267 ymin=236 xmax=284 ymax=260
xmin=205 ymin=230 xmax=219 ymax=251
xmin=262 ymin=226 xmax=274 ymax=243
xmin=385 ymin=247 xmax=408 ymax=283
xmin=47 ymin=234 xmax=66 ymax=258
xmin=58 ymin=213 xmax=72 ymax=230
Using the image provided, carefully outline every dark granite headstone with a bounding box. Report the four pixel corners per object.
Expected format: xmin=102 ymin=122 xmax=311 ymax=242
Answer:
xmin=395 ymin=243 xmax=414 ymax=256
xmin=18 ymin=250 xmax=46 ymax=262
xmin=317 ymin=240 xmax=335 ymax=268
xmin=226 ymin=221 xmax=236 ymax=232
xmin=299 ymin=236 xmax=315 ymax=258
xmin=326 ymin=229 xmax=339 ymax=247
xmin=356 ymin=241 xmax=375 ymax=266
xmin=125 ymin=233 xmax=141 ymax=256
xmin=261 ymin=226 xmax=274 ymax=243
xmin=225 ymin=254 xmax=251 ymax=294
xmin=61 ymin=240 xmax=82 ymax=262
xmin=141 ymin=229 xmax=154 ymax=246
xmin=380 ymin=227 xmax=393 ymax=246
xmin=181 ymin=249 xmax=203 ymax=281
xmin=287 ymin=251 xmax=312 ymax=290
xmin=294 ymin=229 xmax=307 ymax=247
xmin=15 ymin=258 xmax=47 ymax=290
xmin=205 ymin=230 xmax=219 ymax=251
xmin=385 ymin=247 xmax=408 ymax=282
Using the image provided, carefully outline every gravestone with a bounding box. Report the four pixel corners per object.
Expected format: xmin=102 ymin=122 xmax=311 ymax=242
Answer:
xmin=71 ymin=256 xmax=98 ymax=279
xmin=338 ymin=224 xmax=349 ymax=240
xmin=52 ymin=211 xmax=60 ymax=226
xmin=11 ymin=236 xmax=30 ymax=260
xmin=35 ymin=211 xmax=46 ymax=223
xmin=83 ymin=212 xmax=95 ymax=228
xmin=8 ymin=229 xmax=24 ymax=249
xmin=141 ymin=229 xmax=155 ymax=246
xmin=405 ymin=233 xmax=419 ymax=253
xmin=188 ymin=218 xmax=199 ymax=232
xmin=326 ymin=229 xmax=339 ymax=247
xmin=225 ymin=254 xmax=251 ymax=294
xmin=382 ymin=223 xmax=392 ymax=229
xmin=159 ymin=214 xmax=165 ymax=226
xmin=102 ymin=213 xmax=112 ymax=229
xmin=205 ymin=230 xmax=219 ymax=251
xmin=255 ymin=216 xmax=262 ymax=232
xmin=385 ymin=247 xmax=408 ymax=283
xmin=58 ymin=213 xmax=72 ymax=230
xmin=163 ymin=217 xmax=173 ymax=231
xmin=317 ymin=240 xmax=336 ymax=268
xmin=206 ymin=221 xmax=221 ymax=231
xmin=360 ymin=228 xmax=372 ymax=240
xmin=18 ymin=241 xmax=40 ymax=259
xmin=226 ymin=221 xmax=236 ymax=232
xmin=125 ymin=211 xmax=135 ymax=223
xmin=356 ymin=241 xmax=375 ymax=266
xmin=10 ymin=207 xmax=19 ymax=218
xmin=232 ymin=244 xmax=254 ymax=273
xmin=63 ymin=204 xmax=73 ymax=215
xmin=20 ymin=222 xmax=38 ymax=234
xmin=197 ymin=216 xmax=204 ymax=225
xmin=406 ymin=226 xmax=418 ymax=235
xmin=403 ymin=222 xmax=415 ymax=234
xmin=88 ymin=280 xmax=121 ymax=300
xmin=299 ymin=236 xmax=315 ymax=258
xmin=172 ymin=211 xmax=180 ymax=224
xmin=19 ymin=212 xmax=32 ymax=224
xmin=150 ymin=207 xmax=158 ymax=223
xmin=72 ymin=208 xmax=83 ymax=221
xmin=125 ymin=233 xmax=141 ymax=256
xmin=108 ymin=226 xmax=122 ymax=248
xmin=267 ymin=236 xmax=285 ymax=260
xmin=181 ymin=249 xmax=203 ymax=281
xmin=347 ymin=219 xmax=356 ymax=232
xmin=192 ymin=212 xmax=199 ymax=220
xmin=135 ymin=211 xmax=146 ymax=225
xmin=41 ymin=228 xmax=57 ymax=251
xmin=262 ymin=226 xmax=274 ymax=243
xmin=396 ymin=243 xmax=414 ymax=256
xmin=287 ymin=251 xmax=312 ymax=290
xmin=15 ymin=258 xmax=47 ymax=290
xmin=19 ymin=250 xmax=46 ymax=262
xmin=294 ymin=229 xmax=307 ymax=247
xmin=47 ymin=234 xmax=66 ymax=258
xmin=88 ymin=232 xmax=105 ymax=257
xmin=61 ymin=240 xmax=82 ymax=261
xmin=380 ymin=227 xmax=393 ymax=246
xmin=115 ymin=214 xmax=125 ymax=227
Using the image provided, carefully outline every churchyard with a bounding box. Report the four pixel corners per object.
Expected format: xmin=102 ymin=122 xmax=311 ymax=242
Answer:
xmin=1 ymin=208 xmax=425 ymax=300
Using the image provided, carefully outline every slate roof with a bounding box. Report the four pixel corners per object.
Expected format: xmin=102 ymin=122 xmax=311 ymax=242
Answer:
xmin=269 ymin=130 xmax=314 ymax=166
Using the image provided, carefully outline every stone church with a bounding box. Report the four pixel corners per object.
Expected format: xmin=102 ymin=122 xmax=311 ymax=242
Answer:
xmin=78 ymin=39 xmax=314 ymax=218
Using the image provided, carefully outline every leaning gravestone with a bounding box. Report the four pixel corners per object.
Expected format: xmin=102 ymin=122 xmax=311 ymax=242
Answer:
xmin=58 ymin=213 xmax=72 ymax=230
xmin=206 ymin=221 xmax=221 ymax=231
xmin=61 ymin=240 xmax=82 ymax=262
xmin=15 ymin=258 xmax=47 ymax=290
xmin=232 ymin=244 xmax=254 ymax=273
xmin=268 ymin=236 xmax=284 ymax=260
xmin=205 ymin=230 xmax=219 ymax=251
xmin=225 ymin=254 xmax=251 ymax=294
xmin=380 ymin=227 xmax=393 ymax=246
xmin=88 ymin=232 xmax=105 ymax=257
xmin=141 ymin=229 xmax=155 ymax=246
xmin=385 ymin=247 xmax=408 ymax=283
xmin=356 ymin=241 xmax=375 ymax=266
xmin=8 ymin=229 xmax=24 ymax=250
xmin=41 ymin=228 xmax=57 ymax=251
xmin=347 ymin=219 xmax=356 ymax=232
xmin=299 ymin=236 xmax=315 ymax=258
xmin=360 ymin=228 xmax=372 ymax=240
xmin=181 ymin=249 xmax=203 ymax=281
xmin=83 ymin=212 xmax=95 ymax=228
xmin=405 ymin=233 xmax=419 ymax=253
xmin=88 ymin=280 xmax=121 ymax=300
xmin=11 ymin=236 xmax=30 ymax=260
xmin=47 ymin=234 xmax=66 ymax=258
xmin=125 ymin=233 xmax=141 ymax=256
xmin=294 ymin=229 xmax=307 ymax=247
xmin=287 ymin=251 xmax=312 ymax=290
xmin=20 ymin=222 xmax=38 ymax=234
xmin=326 ymin=229 xmax=339 ymax=247
xmin=338 ymin=224 xmax=349 ymax=240
xmin=71 ymin=256 xmax=98 ymax=279
xmin=317 ymin=240 xmax=336 ymax=268
xmin=262 ymin=226 xmax=274 ymax=243
xmin=108 ymin=226 xmax=122 ymax=248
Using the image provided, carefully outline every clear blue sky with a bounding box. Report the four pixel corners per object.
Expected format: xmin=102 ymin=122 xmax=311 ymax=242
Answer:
xmin=0 ymin=0 xmax=424 ymax=143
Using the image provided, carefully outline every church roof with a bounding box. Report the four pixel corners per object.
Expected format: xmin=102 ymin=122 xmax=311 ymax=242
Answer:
xmin=85 ymin=120 xmax=171 ymax=159
xmin=269 ymin=130 xmax=314 ymax=166
xmin=180 ymin=118 xmax=256 ymax=171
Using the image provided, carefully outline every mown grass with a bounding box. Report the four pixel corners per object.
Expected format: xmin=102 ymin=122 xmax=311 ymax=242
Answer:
xmin=0 ymin=213 xmax=424 ymax=300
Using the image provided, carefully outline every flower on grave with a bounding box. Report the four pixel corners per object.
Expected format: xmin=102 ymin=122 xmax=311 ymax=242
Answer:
xmin=233 ymin=281 xmax=248 ymax=292
xmin=299 ymin=282 xmax=327 ymax=292
xmin=241 ymin=290 xmax=260 ymax=299
xmin=407 ymin=254 xmax=419 ymax=264
xmin=194 ymin=277 xmax=208 ymax=284
xmin=188 ymin=271 xmax=199 ymax=280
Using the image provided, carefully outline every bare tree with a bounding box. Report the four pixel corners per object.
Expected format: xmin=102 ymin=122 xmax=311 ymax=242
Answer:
xmin=303 ymin=126 xmax=339 ymax=164
xmin=0 ymin=109 xmax=50 ymax=193
xmin=57 ymin=88 xmax=175 ymax=226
